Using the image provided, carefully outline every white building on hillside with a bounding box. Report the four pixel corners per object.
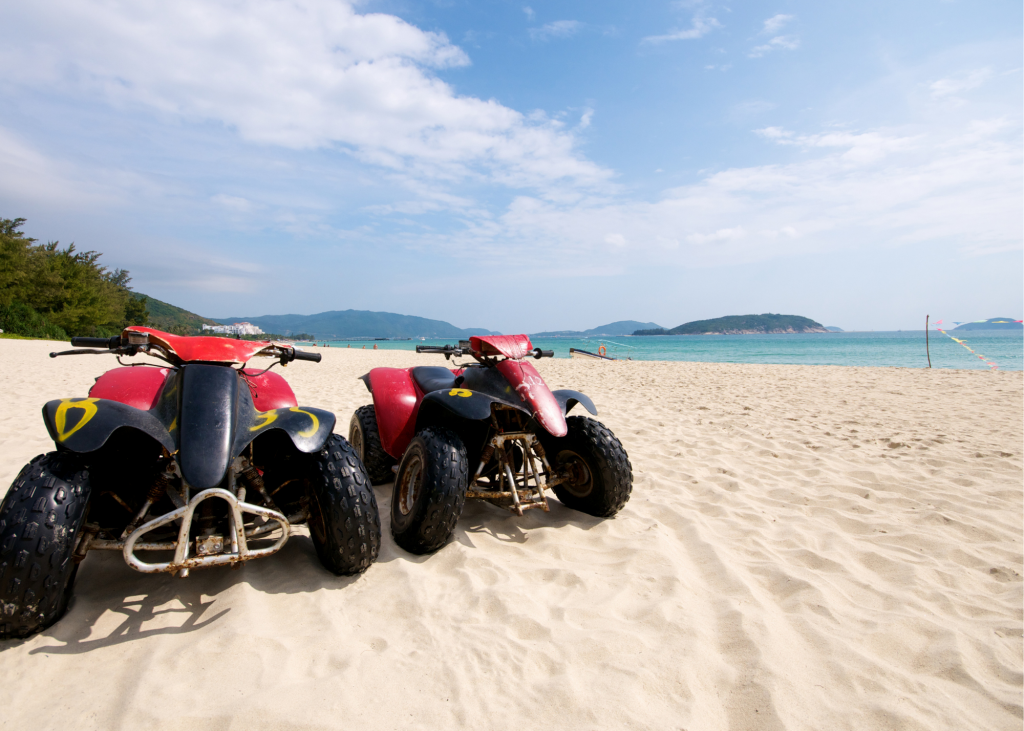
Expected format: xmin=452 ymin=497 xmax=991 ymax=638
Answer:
xmin=202 ymin=322 xmax=264 ymax=336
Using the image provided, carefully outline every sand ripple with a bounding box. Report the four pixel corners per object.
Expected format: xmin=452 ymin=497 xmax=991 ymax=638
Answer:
xmin=0 ymin=342 xmax=1020 ymax=730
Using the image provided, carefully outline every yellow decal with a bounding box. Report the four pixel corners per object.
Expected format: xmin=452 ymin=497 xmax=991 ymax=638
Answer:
xmin=448 ymin=388 xmax=473 ymax=398
xmin=168 ymin=417 xmax=177 ymax=432
xmin=289 ymin=407 xmax=320 ymax=437
xmin=54 ymin=398 xmax=100 ymax=442
xmin=250 ymin=410 xmax=279 ymax=432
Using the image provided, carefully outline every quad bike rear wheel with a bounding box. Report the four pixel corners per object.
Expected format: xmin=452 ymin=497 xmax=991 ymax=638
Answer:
xmin=390 ymin=427 xmax=469 ymax=555
xmin=0 ymin=452 xmax=91 ymax=639
xmin=544 ymin=416 xmax=632 ymax=517
xmin=306 ymin=434 xmax=381 ymax=575
xmin=349 ymin=405 xmax=396 ymax=484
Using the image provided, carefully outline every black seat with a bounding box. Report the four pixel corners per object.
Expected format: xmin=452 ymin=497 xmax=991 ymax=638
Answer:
xmin=411 ymin=366 xmax=457 ymax=394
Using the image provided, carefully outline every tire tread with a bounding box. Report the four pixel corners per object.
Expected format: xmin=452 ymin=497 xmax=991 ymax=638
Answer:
xmin=551 ymin=416 xmax=633 ymax=517
xmin=0 ymin=452 xmax=90 ymax=639
xmin=391 ymin=427 xmax=468 ymax=555
xmin=350 ymin=405 xmax=396 ymax=484
xmin=308 ymin=435 xmax=381 ymax=575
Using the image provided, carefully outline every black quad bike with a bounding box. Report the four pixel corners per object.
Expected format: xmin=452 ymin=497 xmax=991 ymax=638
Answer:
xmin=349 ymin=335 xmax=632 ymax=555
xmin=0 ymin=327 xmax=380 ymax=640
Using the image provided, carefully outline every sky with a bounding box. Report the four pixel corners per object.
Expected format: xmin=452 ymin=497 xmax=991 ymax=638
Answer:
xmin=1 ymin=0 xmax=1021 ymax=332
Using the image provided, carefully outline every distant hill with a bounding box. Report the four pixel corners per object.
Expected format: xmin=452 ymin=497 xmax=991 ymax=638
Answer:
xmin=635 ymin=314 xmax=827 ymax=335
xmin=952 ymin=318 xmax=1022 ymax=331
xmin=135 ymin=293 xmax=218 ymax=333
xmin=212 ymin=309 xmax=498 ymax=339
xmin=533 ymin=320 xmax=665 ymax=337
xmin=825 ymin=326 xmax=844 ymax=332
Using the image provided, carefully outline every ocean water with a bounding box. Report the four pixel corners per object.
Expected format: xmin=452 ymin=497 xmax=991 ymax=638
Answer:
xmin=315 ymin=330 xmax=1023 ymax=371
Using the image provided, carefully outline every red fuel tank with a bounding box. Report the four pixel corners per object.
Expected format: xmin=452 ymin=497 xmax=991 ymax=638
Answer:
xmin=89 ymin=367 xmax=173 ymax=410
xmin=242 ymin=369 xmax=298 ymax=411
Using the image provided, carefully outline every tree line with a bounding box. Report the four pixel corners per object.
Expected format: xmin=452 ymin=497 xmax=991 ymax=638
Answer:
xmin=0 ymin=217 xmax=148 ymax=340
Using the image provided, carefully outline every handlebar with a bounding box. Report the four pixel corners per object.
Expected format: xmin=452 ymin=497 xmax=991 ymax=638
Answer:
xmin=291 ymin=349 xmax=321 ymax=363
xmin=71 ymin=336 xmax=122 ymax=349
xmin=415 ymin=344 xmax=554 ymax=360
xmin=416 ymin=345 xmax=462 ymax=355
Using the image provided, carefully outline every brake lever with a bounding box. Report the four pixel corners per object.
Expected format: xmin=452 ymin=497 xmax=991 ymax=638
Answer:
xmin=50 ymin=347 xmax=119 ymax=358
xmin=49 ymin=345 xmax=143 ymax=359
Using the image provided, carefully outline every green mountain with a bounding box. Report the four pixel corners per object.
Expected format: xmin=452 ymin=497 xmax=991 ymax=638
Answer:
xmin=952 ymin=318 xmax=1022 ymax=331
xmin=212 ymin=309 xmax=498 ymax=339
xmin=532 ymin=320 xmax=665 ymax=337
xmin=134 ymin=293 xmax=218 ymax=333
xmin=635 ymin=313 xmax=827 ymax=335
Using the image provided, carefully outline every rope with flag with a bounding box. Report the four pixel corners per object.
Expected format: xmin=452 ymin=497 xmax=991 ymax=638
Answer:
xmin=931 ymin=319 xmax=1022 ymax=370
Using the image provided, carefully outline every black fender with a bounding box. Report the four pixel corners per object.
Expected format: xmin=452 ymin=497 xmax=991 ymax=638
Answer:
xmin=415 ymin=388 xmax=528 ymax=430
xmin=44 ymin=364 xmax=336 ymax=491
xmin=178 ymin=364 xmax=335 ymax=489
xmin=551 ymin=389 xmax=597 ymax=416
xmin=239 ymin=405 xmax=335 ymax=457
xmin=42 ymin=397 xmax=176 ymax=454
xmin=180 ymin=364 xmax=335 ymax=488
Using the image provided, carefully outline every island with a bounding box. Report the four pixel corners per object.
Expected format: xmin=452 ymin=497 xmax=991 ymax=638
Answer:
xmin=634 ymin=314 xmax=828 ymax=335
xmin=952 ymin=318 xmax=1022 ymax=331
xmin=532 ymin=320 xmax=665 ymax=338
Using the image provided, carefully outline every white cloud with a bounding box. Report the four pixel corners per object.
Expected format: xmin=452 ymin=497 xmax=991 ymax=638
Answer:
xmin=437 ymin=118 xmax=1022 ymax=267
xmin=642 ymin=15 xmax=721 ymax=44
xmin=0 ymin=128 xmax=104 ymax=209
xmin=523 ymin=7 xmax=535 ymax=21
xmin=0 ymin=126 xmax=158 ymax=210
xmin=529 ymin=20 xmax=582 ymax=41
xmin=762 ymin=14 xmax=794 ymax=34
xmin=929 ymin=68 xmax=992 ymax=99
xmin=0 ymin=0 xmax=610 ymax=192
xmin=686 ymin=226 xmax=746 ymax=245
xmin=755 ymin=126 xmax=921 ymax=163
xmin=750 ymin=35 xmax=799 ymax=58
xmin=211 ymin=194 xmax=253 ymax=212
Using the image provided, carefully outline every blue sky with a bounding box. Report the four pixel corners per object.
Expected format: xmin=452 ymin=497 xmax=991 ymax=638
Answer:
xmin=1 ymin=0 xmax=1020 ymax=332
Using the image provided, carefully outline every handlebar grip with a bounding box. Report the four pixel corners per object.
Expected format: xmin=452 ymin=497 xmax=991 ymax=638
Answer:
xmin=416 ymin=346 xmax=446 ymax=354
xmin=71 ymin=336 xmax=121 ymax=349
xmin=539 ymin=350 xmax=554 ymax=358
xmin=292 ymin=349 xmax=321 ymax=363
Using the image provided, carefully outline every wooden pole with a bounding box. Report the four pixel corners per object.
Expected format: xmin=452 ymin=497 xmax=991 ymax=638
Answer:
xmin=926 ymin=315 xmax=931 ymax=368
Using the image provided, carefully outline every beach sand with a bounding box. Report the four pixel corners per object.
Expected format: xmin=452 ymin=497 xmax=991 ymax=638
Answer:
xmin=0 ymin=339 xmax=1021 ymax=730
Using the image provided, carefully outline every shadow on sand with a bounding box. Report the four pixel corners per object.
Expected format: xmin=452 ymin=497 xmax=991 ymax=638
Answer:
xmin=10 ymin=483 xmax=605 ymax=653
xmin=15 ymin=530 xmax=360 ymax=655
xmin=372 ymin=482 xmax=605 ymax=566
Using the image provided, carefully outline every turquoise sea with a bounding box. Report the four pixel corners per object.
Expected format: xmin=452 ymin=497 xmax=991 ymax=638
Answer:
xmin=312 ymin=330 xmax=1023 ymax=371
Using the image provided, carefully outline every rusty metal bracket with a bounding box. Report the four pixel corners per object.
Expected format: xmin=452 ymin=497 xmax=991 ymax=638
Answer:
xmin=121 ymin=487 xmax=290 ymax=575
xmin=469 ymin=431 xmax=552 ymax=515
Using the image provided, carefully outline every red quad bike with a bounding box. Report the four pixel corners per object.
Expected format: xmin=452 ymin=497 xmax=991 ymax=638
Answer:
xmin=349 ymin=335 xmax=632 ymax=555
xmin=0 ymin=327 xmax=380 ymax=640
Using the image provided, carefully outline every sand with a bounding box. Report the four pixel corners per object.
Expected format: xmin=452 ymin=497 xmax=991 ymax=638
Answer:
xmin=0 ymin=338 xmax=1021 ymax=731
